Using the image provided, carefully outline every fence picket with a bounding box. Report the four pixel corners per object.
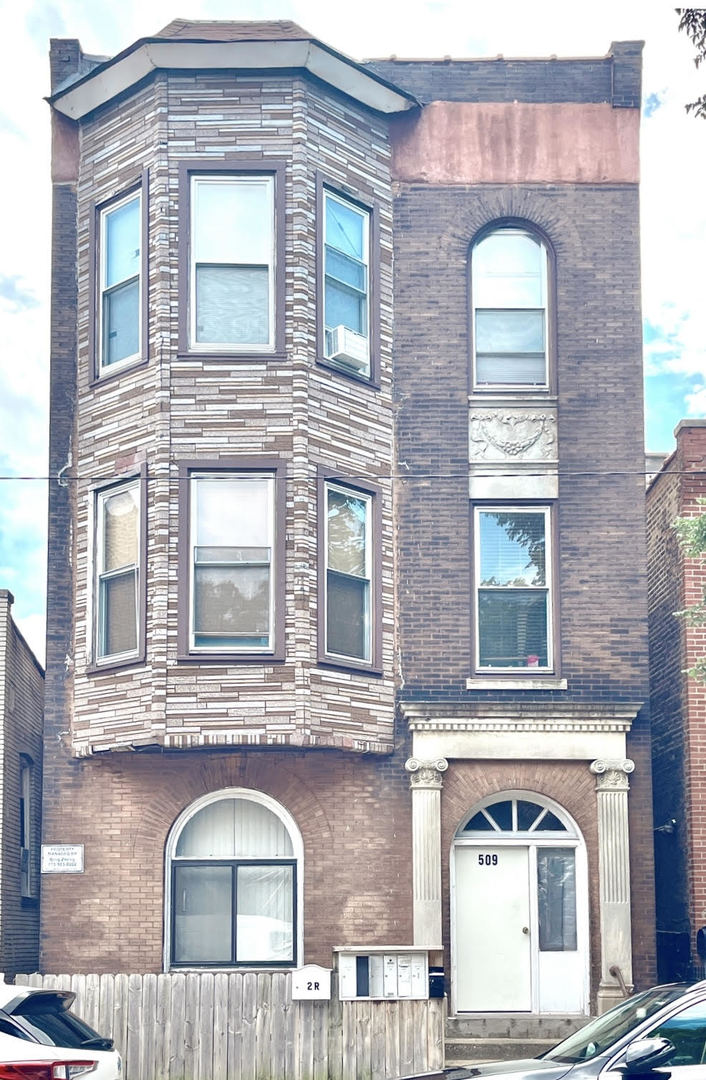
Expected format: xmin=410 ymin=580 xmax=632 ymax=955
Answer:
xmin=213 ymin=973 xmax=229 ymax=1080
xmin=155 ymin=973 xmax=172 ymax=1080
xmin=241 ymin=971 xmax=257 ymax=1080
xmin=170 ymin=973 xmax=186 ymax=1080
xmin=227 ymin=972 xmax=244 ymax=1080
xmin=10 ymin=971 xmax=444 ymax=1080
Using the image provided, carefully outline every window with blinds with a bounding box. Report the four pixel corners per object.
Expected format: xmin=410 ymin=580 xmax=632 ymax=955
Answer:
xmin=189 ymin=472 xmax=275 ymax=652
xmin=474 ymin=506 xmax=553 ymax=671
xmin=472 ymin=228 xmax=548 ymax=388
xmin=190 ymin=175 xmax=275 ymax=351
xmin=95 ymin=480 xmax=141 ymax=663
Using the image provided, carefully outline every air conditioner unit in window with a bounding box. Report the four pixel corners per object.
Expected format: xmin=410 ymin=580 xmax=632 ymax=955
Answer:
xmin=328 ymin=325 xmax=369 ymax=371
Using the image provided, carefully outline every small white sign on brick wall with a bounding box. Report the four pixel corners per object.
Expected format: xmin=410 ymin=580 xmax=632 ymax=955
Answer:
xmin=41 ymin=844 xmax=84 ymax=874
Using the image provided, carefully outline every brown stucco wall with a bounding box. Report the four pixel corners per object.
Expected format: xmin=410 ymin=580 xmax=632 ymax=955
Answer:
xmin=389 ymin=102 xmax=640 ymax=185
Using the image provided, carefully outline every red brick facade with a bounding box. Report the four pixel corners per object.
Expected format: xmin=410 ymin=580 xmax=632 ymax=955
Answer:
xmin=43 ymin=25 xmax=655 ymax=1017
xmin=648 ymin=420 xmax=706 ymax=979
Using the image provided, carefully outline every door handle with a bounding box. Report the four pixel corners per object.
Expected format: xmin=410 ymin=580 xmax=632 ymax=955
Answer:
xmin=522 ymin=926 xmax=529 ymax=934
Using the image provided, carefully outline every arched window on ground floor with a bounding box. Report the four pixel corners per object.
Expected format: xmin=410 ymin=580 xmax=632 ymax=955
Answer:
xmin=165 ymin=788 xmax=302 ymax=969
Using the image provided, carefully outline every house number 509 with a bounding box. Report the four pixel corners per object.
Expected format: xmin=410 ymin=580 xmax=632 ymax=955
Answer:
xmin=478 ymin=854 xmax=498 ymax=865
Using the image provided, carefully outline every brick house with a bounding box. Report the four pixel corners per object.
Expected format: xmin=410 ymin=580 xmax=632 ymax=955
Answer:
xmin=647 ymin=420 xmax=706 ymax=980
xmin=0 ymin=590 xmax=43 ymax=975
xmin=43 ymin=20 xmax=654 ymax=1023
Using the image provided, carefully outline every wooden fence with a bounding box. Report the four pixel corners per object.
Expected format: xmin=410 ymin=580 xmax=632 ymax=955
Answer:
xmin=15 ymin=972 xmax=445 ymax=1080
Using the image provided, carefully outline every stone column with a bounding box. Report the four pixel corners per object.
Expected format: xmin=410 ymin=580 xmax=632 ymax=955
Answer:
xmin=590 ymin=758 xmax=635 ymax=1013
xmin=405 ymin=757 xmax=448 ymax=948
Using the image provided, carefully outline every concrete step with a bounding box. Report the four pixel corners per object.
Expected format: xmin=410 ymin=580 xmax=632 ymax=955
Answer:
xmin=445 ymin=1036 xmax=557 ymax=1063
xmin=446 ymin=1014 xmax=590 ymax=1040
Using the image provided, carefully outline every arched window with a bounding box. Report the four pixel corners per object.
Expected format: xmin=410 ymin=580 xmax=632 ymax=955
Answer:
xmin=166 ymin=789 xmax=302 ymax=968
xmin=471 ymin=227 xmax=549 ymax=388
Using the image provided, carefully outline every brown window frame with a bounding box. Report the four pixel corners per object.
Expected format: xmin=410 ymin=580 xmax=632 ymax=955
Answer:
xmin=88 ymin=464 xmax=148 ymax=674
xmin=317 ymin=468 xmax=383 ymax=675
xmin=316 ymin=173 xmax=381 ymax=388
xmin=471 ymin=501 xmax=561 ymax=679
xmin=469 ymin=219 xmax=557 ymax=395
xmin=177 ymin=458 xmax=286 ymax=663
xmin=89 ymin=170 xmax=149 ymax=384
xmin=178 ymin=160 xmax=287 ymax=361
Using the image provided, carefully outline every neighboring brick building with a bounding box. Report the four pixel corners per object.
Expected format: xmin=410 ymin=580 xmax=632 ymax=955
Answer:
xmin=648 ymin=420 xmax=706 ymax=980
xmin=43 ymin=21 xmax=653 ymax=1026
xmin=0 ymin=590 xmax=43 ymax=974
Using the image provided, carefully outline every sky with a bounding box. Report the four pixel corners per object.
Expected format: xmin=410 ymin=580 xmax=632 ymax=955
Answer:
xmin=0 ymin=0 xmax=704 ymax=663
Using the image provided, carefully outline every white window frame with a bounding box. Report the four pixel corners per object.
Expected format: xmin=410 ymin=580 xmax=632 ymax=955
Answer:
xmin=95 ymin=478 xmax=141 ymax=664
xmin=98 ymin=190 xmax=142 ymax=375
xmin=324 ymin=481 xmax=373 ymax=664
xmin=471 ymin=227 xmax=549 ymax=390
xmin=20 ymin=756 xmax=32 ymax=898
xmin=188 ymin=472 xmax=276 ymax=654
xmin=474 ymin=505 xmax=553 ymax=673
xmin=323 ymin=190 xmax=371 ymax=376
xmin=189 ymin=174 xmax=275 ymax=353
xmin=164 ymin=788 xmax=304 ymax=970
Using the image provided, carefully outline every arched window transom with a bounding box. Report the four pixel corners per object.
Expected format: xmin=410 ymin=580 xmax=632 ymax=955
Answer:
xmin=471 ymin=228 xmax=548 ymax=389
xmin=168 ymin=791 xmax=300 ymax=968
xmin=457 ymin=795 xmax=576 ymax=837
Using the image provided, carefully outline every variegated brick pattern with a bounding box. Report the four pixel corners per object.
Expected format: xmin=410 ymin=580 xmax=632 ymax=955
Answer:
xmin=71 ymin=74 xmax=395 ymax=756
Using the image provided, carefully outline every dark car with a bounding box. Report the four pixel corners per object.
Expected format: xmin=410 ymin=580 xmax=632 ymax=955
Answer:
xmin=400 ymin=981 xmax=706 ymax=1080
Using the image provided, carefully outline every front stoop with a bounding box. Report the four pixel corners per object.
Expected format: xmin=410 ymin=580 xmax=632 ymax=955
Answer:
xmin=445 ymin=1014 xmax=591 ymax=1065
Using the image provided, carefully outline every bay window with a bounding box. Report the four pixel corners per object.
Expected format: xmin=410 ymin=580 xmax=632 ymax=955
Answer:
xmin=95 ymin=478 xmax=142 ymax=664
xmin=323 ymin=190 xmax=371 ymax=377
xmin=98 ymin=190 xmax=142 ymax=373
xmin=472 ymin=227 xmax=548 ymax=388
xmin=180 ymin=463 xmax=284 ymax=658
xmin=181 ymin=163 xmax=286 ymax=355
xmin=321 ymin=480 xmax=376 ymax=666
xmin=474 ymin=506 xmax=553 ymax=671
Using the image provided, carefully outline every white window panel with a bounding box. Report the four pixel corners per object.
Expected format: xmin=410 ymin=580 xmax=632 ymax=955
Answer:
xmin=324 ymin=190 xmax=370 ymax=376
xmin=190 ymin=176 xmax=274 ymax=350
xmin=99 ymin=191 xmax=141 ymax=372
xmin=472 ymin=228 xmax=548 ymax=388
xmin=474 ymin=506 xmax=553 ymax=671
xmin=95 ymin=480 xmax=140 ymax=662
xmin=325 ymin=482 xmax=372 ymax=663
xmin=189 ymin=473 xmax=275 ymax=652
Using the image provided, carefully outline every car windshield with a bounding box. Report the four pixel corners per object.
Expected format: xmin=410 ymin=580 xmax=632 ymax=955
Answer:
xmin=543 ymin=987 xmax=688 ymax=1064
xmin=8 ymin=994 xmax=110 ymax=1050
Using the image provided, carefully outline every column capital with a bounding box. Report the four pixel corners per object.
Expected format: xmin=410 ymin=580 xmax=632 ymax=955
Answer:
xmin=405 ymin=757 xmax=449 ymax=790
xmin=590 ymin=758 xmax=635 ymax=791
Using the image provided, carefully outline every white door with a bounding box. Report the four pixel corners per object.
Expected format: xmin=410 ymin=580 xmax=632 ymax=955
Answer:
xmin=455 ymin=845 xmax=532 ymax=1011
xmin=452 ymin=794 xmax=589 ymax=1015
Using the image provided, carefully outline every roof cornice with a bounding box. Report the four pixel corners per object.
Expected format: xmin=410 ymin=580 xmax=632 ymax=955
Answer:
xmin=48 ymin=36 xmax=420 ymax=119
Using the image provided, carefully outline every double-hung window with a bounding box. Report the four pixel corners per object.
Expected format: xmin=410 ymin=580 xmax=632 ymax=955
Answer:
xmin=187 ymin=471 xmax=278 ymax=654
xmin=323 ymin=481 xmax=373 ymax=665
xmin=95 ymin=479 xmax=141 ymax=664
xmin=323 ymin=190 xmax=371 ymax=378
xmin=190 ymin=174 xmax=275 ymax=351
xmin=474 ymin=506 xmax=553 ymax=671
xmin=99 ymin=191 xmax=142 ymax=373
xmin=472 ymin=228 xmax=548 ymax=388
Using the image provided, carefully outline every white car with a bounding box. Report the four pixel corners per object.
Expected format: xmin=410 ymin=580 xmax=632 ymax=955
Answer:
xmin=0 ymin=984 xmax=121 ymax=1079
